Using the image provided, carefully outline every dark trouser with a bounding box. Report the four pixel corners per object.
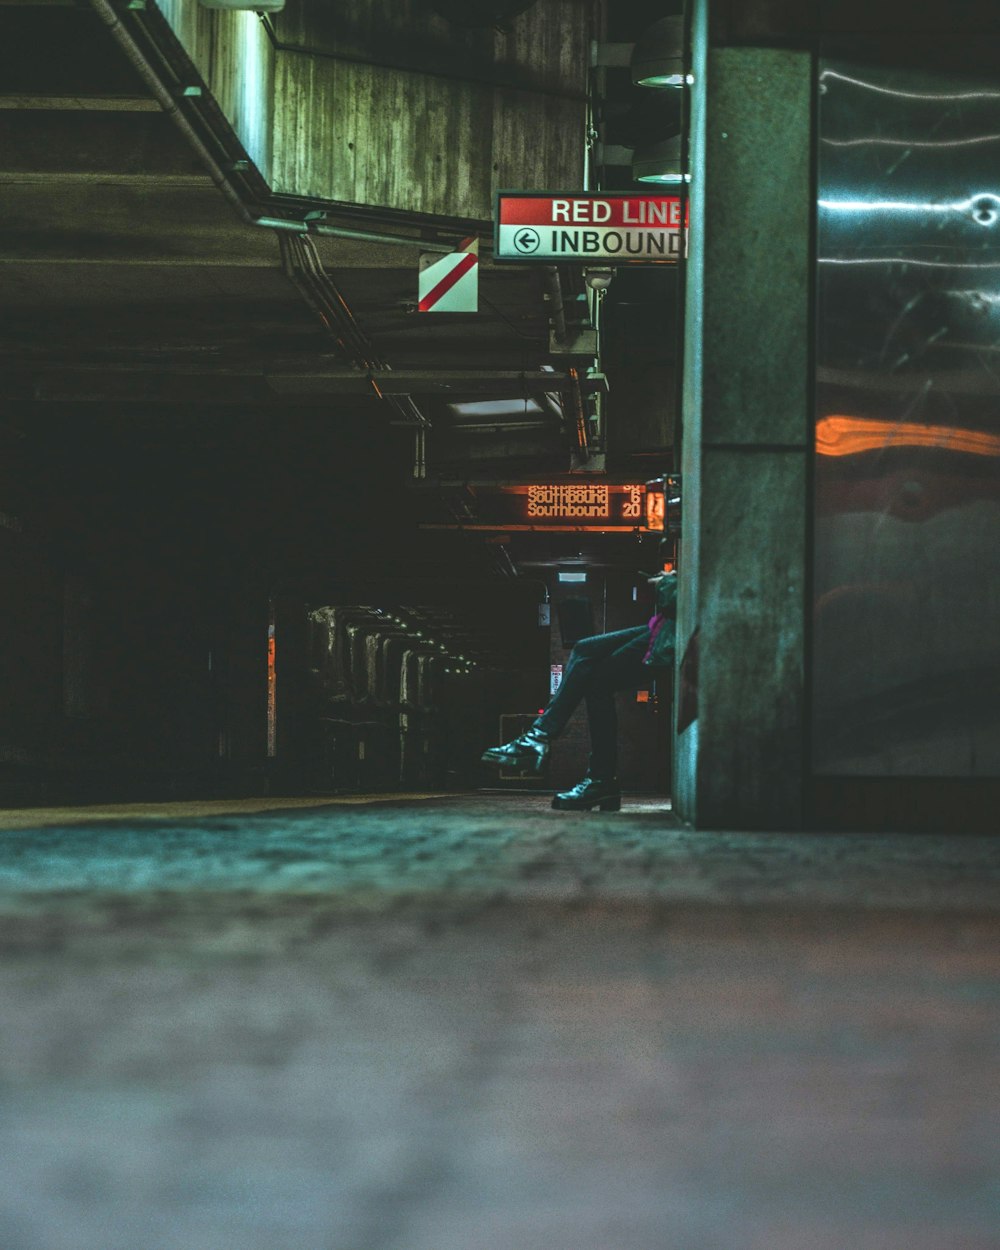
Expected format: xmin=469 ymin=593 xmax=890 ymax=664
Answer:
xmin=534 ymin=625 xmax=649 ymax=780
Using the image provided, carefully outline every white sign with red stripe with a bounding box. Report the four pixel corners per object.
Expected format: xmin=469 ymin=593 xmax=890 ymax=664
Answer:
xmin=495 ymin=193 xmax=685 ymax=263
xmin=418 ymin=236 xmax=479 ymax=313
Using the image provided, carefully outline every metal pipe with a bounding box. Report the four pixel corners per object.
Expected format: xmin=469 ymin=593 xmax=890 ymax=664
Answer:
xmin=542 ymin=266 xmax=569 ymax=344
xmin=566 ymin=366 xmax=589 ymax=451
xmin=312 ymin=222 xmax=449 ymax=252
xmin=278 ymin=233 xmax=365 ymax=368
xmin=89 ymin=0 xmax=454 ymax=252
xmin=280 ymin=228 xmax=432 ymax=426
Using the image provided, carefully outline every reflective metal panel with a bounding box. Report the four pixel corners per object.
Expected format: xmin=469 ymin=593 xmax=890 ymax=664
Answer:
xmin=814 ymin=60 xmax=1000 ymax=776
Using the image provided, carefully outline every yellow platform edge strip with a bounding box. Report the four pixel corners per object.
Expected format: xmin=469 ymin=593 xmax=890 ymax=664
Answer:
xmin=0 ymin=794 xmax=465 ymax=830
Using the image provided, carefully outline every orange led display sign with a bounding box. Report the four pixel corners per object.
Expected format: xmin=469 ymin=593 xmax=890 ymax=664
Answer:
xmin=421 ymin=483 xmax=648 ymax=533
xmin=526 ymin=483 xmax=643 ymax=521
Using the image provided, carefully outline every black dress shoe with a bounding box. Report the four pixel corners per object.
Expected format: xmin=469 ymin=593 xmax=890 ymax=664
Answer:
xmin=551 ymin=777 xmax=621 ymax=812
xmin=481 ymin=727 xmax=550 ymax=772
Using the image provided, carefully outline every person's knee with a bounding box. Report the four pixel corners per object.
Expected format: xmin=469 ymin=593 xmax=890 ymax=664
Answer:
xmin=571 ymin=632 xmax=609 ymax=659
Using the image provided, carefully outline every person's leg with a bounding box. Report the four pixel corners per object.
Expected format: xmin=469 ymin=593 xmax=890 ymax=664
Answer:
xmin=552 ymin=627 xmax=651 ymax=811
xmin=583 ymin=627 xmax=650 ymax=778
xmin=535 ymin=625 xmax=649 ymax=738
xmin=481 ymin=625 xmax=648 ymax=771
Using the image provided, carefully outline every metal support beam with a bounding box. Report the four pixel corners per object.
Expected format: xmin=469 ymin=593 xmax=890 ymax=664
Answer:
xmin=267 ymin=369 xmax=611 ymax=397
xmin=674 ymin=8 xmax=811 ymax=831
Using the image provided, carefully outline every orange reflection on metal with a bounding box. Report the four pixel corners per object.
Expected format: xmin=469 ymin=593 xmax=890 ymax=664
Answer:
xmin=818 ymin=415 xmax=1000 ymax=458
xmin=266 ymin=613 xmax=277 ymax=758
xmin=568 ymin=367 xmax=589 ymax=450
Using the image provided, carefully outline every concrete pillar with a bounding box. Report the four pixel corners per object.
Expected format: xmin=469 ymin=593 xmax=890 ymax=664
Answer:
xmin=674 ymin=2 xmax=812 ymax=829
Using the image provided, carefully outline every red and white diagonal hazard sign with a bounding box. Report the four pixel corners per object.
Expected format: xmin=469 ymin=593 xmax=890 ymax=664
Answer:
xmin=418 ymin=236 xmax=479 ymax=313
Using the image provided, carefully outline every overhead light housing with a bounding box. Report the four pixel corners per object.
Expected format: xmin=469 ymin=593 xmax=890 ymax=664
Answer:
xmin=631 ymin=16 xmax=685 ymax=88
xmin=632 ymin=135 xmax=686 ymax=184
xmin=449 ymin=399 xmax=543 ymax=417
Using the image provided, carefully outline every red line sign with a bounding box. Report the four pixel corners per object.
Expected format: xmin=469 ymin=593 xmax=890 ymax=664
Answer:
xmin=495 ymin=192 xmax=686 ymax=264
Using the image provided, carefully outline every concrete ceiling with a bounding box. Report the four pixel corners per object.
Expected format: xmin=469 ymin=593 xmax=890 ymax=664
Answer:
xmin=0 ymin=0 xmax=635 ymax=693
xmin=0 ymin=0 xmax=590 ymax=479
xmin=1 ymin=7 xmax=678 ymax=644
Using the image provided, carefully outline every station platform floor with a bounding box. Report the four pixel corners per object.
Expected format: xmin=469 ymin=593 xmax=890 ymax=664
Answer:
xmin=0 ymin=791 xmax=997 ymax=1250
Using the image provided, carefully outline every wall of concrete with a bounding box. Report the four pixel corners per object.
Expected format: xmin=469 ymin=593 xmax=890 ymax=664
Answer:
xmin=675 ymin=14 xmax=812 ymax=829
xmin=155 ymin=2 xmax=275 ymax=182
xmin=269 ymin=0 xmax=589 ymax=218
xmin=153 ymin=0 xmax=590 ymax=222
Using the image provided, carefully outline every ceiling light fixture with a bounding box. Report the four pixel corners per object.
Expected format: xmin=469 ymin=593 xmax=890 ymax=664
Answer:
xmin=632 ymin=135 xmax=687 ymax=184
xmin=631 ymin=16 xmax=686 ymax=89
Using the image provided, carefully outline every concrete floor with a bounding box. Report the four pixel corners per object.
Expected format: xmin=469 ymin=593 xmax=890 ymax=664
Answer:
xmin=0 ymin=792 xmax=997 ymax=1250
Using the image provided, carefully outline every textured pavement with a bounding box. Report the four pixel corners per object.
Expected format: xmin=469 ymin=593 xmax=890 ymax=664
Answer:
xmin=0 ymin=793 xmax=997 ymax=1250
